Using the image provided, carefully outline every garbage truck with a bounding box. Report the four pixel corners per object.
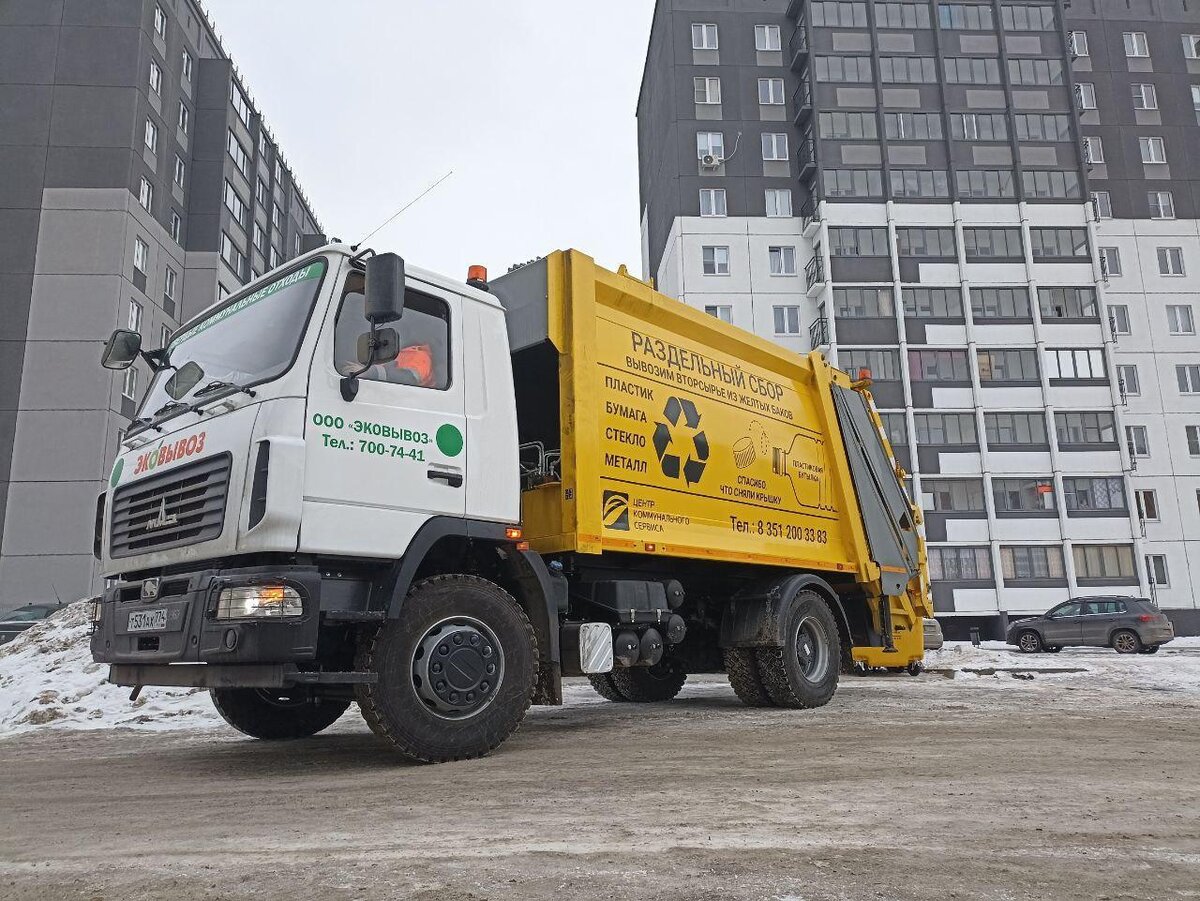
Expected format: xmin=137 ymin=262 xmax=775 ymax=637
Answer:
xmin=90 ymin=245 xmax=930 ymax=763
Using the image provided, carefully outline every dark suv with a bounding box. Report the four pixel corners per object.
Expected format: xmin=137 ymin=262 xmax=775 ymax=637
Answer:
xmin=1006 ymin=596 xmax=1174 ymax=654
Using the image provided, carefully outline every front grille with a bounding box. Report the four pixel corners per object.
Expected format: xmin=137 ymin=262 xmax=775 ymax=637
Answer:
xmin=110 ymin=454 xmax=232 ymax=558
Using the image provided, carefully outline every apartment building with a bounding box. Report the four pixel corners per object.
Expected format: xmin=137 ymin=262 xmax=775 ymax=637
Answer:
xmin=637 ymin=0 xmax=1200 ymax=636
xmin=0 ymin=0 xmax=324 ymax=606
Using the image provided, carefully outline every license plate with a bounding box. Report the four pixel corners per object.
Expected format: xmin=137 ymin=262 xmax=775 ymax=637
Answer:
xmin=128 ymin=608 xmax=168 ymax=632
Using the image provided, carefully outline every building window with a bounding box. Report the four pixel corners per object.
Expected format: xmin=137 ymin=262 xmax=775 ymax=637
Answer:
xmin=1007 ymin=58 xmax=1064 ymax=86
xmin=181 ymin=50 xmax=193 ymax=81
xmin=913 ymin=412 xmax=976 ymax=445
xmin=822 ymin=112 xmax=879 ymax=139
xmin=1109 ymin=304 xmax=1130 ymax=335
xmin=1146 ymin=554 xmax=1170 ymax=587
xmin=163 ymin=266 xmax=176 ymax=308
xmin=758 ymin=78 xmax=785 ymax=105
xmin=1014 ymin=113 xmax=1073 ymax=141
xmin=169 ymin=211 xmax=181 ymax=243
xmin=823 ymin=169 xmax=884 ymax=197
xmin=1082 ymin=136 xmax=1104 ymax=163
xmin=1148 ymin=191 xmax=1175 ymax=220
xmin=1131 ymin=83 xmax=1158 ymax=110
xmin=149 ymin=60 xmax=162 ymax=94
xmin=889 ymin=170 xmax=950 ymax=198
xmin=257 ymin=178 xmax=269 ymax=206
xmin=1158 ymin=246 xmax=1185 ymax=275
xmin=691 ymin=23 xmax=718 ymax=50
xmin=1030 ymin=228 xmax=1089 ymax=259
xmin=902 ymin=287 xmax=963 ymax=318
xmin=842 ymin=349 xmax=902 ymax=381
xmin=956 ymin=169 xmax=1015 ymax=199
xmin=160 ymin=323 xmax=171 ymax=348
xmin=1045 ymin=347 xmax=1106 ymax=381
xmin=133 ymin=237 xmax=149 ymax=275
xmin=223 ymin=180 xmax=247 ymax=227
xmin=1168 ymin=305 xmax=1196 ymax=336
xmin=122 ymin=366 xmax=138 ymax=401
xmin=951 ymin=112 xmax=1008 ymax=141
xmin=835 ymin=286 xmax=895 ymax=318
xmin=1117 ymin=364 xmax=1140 ymax=397
xmin=1123 ymin=31 xmax=1150 ymax=57
xmin=773 ymin=305 xmax=801 ymax=335
xmin=1092 ymin=191 xmax=1112 ymax=219
xmin=1000 ymin=4 xmax=1055 ymax=30
xmin=977 ymin=349 xmax=1039 ymax=383
xmin=1074 ymin=545 xmax=1136 ymax=581
xmin=696 ymin=131 xmax=724 ymax=161
xmin=259 ymin=131 xmax=271 ymax=158
xmin=768 ymin=246 xmax=797 ymax=276
xmin=811 ymin=1 xmax=869 ymax=27
xmin=144 ymin=118 xmax=158 ymax=153
xmin=1178 ymin=365 xmax=1200 ymax=394
xmin=921 ymin=478 xmax=985 ymax=512
xmin=1193 ymin=85 xmax=1200 ymax=113
xmin=880 ymin=56 xmax=939 ymax=84
xmin=971 ymin=287 xmax=1031 ymax=320
xmin=253 ymin=222 xmax=268 ymax=255
xmin=1069 ymin=31 xmax=1089 ymax=56
xmin=908 ymin=349 xmax=971 ymax=382
xmin=1000 ymin=546 xmax=1065 ymax=581
xmin=220 ymin=232 xmax=245 ymax=279
xmin=693 ymin=77 xmax=721 ymax=104
xmin=1184 ymin=34 xmax=1200 ymax=58
xmin=1038 ymin=287 xmax=1098 ymax=321
xmin=993 ymin=478 xmax=1056 ymax=513
xmin=1186 ymin=425 xmax=1200 ymax=456
xmin=1022 ymin=170 xmax=1081 ymax=199
xmin=271 ymin=203 xmax=283 ymax=231
xmin=1100 ymin=247 xmax=1122 ymax=277
xmin=231 ymin=82 xmax=252 ymax=127
xmin=274 ymin=157 xmax=284 ymax=183
xmin=942 ymin=57 xmax=1001 ymax=84
xmin=876 ymin=2 xmax=932 ymax=28
xmin=938 ymin=3 xmax=994 ymax=29
xmin=1136 ymin=489 xmax=1159 ymax=522
xmin=227 ymin=131 xmax=251 ymax=178
xmin=1055 ymin=412 xmax=1116 ymax=448
xmin=896 ymin=228 xmax=956 ymax=258
xmin=701 ymin=245 xmax=730 ymax=275
xmin=879 ymin=412 xmax=907 ymax=447
xmin=928 ymin=546 xmax=993 ymax=582
xmin=177 ymin=102 xmax=189 ymax=134
xmin=755 ymin=24 xmax=781 ymax=51
xmin=884 ymin=112 xmax=942 ymax=140
xmin=765 ymin=189 xmax=792 ymax=217
xmin=137 ymin=177 xmax=153 ymax=212
xmin=828 ymin=227 xmax=888 ymax=256
xmin=1076 ymin=82 xmax=1097 ymax=109
xmin=128 ymin=298 xmax=143 ymax=333
xmin=761 ymin=133 xmax=788 ymax=161
xmin=986 ymin=411 xmax=1047 ymax=447
xmin=1126 ymin=424 xmax=1150 ymax=456
xmin=704 ymin=305 xmax=733 ymax=323
xmin=1139 ymin=137 xmax=1167 ymax=164
xmin=815 ymin=56 xmax=874 ymax=82
xmin=153 ymin=4 xmax=167 ymax=38
xmin=699 ymin=188 xmax=726 ymax=217
xmin=963 ymin=227 xmax=1022 ymax=259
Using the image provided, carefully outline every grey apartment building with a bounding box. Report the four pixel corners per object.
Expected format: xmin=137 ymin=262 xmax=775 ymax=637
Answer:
xmin=638 ymin=0 xmax=1200 ymax=636
xmin=0 ymin=0 xmax=323 ymax=606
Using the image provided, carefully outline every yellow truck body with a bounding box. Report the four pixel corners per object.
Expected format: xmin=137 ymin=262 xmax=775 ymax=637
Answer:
xmin=495 ymin=250 xmax=932 ymax=668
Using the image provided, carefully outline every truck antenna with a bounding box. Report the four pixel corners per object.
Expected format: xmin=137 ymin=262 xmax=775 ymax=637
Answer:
xmin=351 ymin=170 xmax=455 ymax=251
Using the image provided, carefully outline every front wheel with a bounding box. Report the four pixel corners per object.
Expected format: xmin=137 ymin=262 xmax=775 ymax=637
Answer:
xmin=355 ymin=575 xmax=537 ymax=763
xmin=1016 ymin=631 xmax=1043 ymax=654
xmin=210 ymin=688 xmax=349 ymax=740
xmin=1112 ymin=630 xmax=1142 ymax=654
xmin=754 ymin=591 xmax=840 ymax=709
xmin=906 ymin=661 xmax=924 ymax=676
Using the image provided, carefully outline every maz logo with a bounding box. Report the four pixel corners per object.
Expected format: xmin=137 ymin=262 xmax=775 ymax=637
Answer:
xmin=144 ymin=498 xmax=179 ymax=531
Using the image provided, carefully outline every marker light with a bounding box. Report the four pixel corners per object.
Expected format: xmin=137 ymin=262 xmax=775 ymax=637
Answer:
xmin=505 ymin=526 xmax=524 ymax=540
xmin=215 ymin=585 xmax=303 ymax=619
xmin=467 ymin=265 xmax=488 ymax=283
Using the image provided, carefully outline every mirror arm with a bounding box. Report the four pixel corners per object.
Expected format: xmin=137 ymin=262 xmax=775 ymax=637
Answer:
xmin=340 ymin=321 xmax=381 ymax=402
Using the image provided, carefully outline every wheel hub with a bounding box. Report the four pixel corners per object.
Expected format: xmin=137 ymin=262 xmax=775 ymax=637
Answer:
xmin=411 ymin=618 xmax=504 ymax=720
xmin=794 ymin=616 xmax=829 ymax=682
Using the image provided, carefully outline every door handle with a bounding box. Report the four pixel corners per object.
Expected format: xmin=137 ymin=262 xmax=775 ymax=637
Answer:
xmin=427 ymin=468 xmax=463 ymax=488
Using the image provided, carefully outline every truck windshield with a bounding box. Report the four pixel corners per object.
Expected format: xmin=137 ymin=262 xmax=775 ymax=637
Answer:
xmin=134 ymin=260 xmax=328 ymax=427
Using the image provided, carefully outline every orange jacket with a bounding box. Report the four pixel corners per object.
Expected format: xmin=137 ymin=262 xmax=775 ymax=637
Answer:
xmin=394 ymin=344 xmax=435 ymax=387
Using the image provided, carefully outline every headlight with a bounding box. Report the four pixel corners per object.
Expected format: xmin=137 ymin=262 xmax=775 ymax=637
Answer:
xmin=215 ymin=585 xmax=303 ymax=619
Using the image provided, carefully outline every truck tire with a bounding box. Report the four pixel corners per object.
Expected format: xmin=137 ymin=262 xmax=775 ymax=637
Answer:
xmin=723 ymin=648 xmax=774 ymax=707
xmin=354 ymin=574 xmax=537 ymax=763
xmin=608 ymin=660 xmax=687 ymax=702
xmin=587 ymin=673 xmax=628 ymax=702
xmin=209 ymin=689 xmax=350 ymax=740
xmin=754 ymin=591 xmax=840 ymax=709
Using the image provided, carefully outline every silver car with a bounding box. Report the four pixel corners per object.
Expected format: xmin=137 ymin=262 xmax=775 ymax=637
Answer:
xmin=1006 ymin=596 xmax=1174 ymax=654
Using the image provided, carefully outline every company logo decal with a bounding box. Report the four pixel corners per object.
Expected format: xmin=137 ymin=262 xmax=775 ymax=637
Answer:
xmin=132 ymin=431 xmax=207 ymax=476
xmin=652 ymin=396 xmax=708 ymax=486
xmin=144 ymin=499 xmax=179 ymax=531
xmin=602 ymin=490 xmax=630 ymax=531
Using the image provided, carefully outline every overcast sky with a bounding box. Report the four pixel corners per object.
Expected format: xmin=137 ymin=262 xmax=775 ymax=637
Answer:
xmin=202 ymin=0 xmax=655 ymax=280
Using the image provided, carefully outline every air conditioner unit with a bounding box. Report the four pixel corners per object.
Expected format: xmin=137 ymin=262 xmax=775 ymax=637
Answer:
xmin=700 ymin=153 xmax=722 ymax=169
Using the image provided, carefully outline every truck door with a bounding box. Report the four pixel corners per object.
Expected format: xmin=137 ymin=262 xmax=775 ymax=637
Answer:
xmin=301 ymin=271 xmax=467 ymax=558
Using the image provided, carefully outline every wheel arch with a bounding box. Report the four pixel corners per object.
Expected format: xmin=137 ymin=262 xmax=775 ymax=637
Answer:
xmin=718 ymin=572 xmax=852 ymax=653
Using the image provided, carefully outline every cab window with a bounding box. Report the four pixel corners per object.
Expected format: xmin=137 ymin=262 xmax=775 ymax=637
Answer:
xmin=1049 ymin=602 xmax=1082 ymax=617
xmin=333 ymin=273 xmax=451 ymax=390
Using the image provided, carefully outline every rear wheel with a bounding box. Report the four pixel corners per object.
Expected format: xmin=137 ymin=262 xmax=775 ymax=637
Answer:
xmin=1017 ymin=631 xmax=1043 ymax=654
xmin=754 ymin=591 xmax=840 ymax=709
xmin=608 ymin=660 xmax=687 ymax=702
xmin=724 ymin=648 xmax=774 ymax=707
xmin=1044 ymin=646 xmax=1062 ymax=653
xmin=210 ymin=688 xmax=349 ymax=740
xmin=1112 ymin=630 xmax=1142 ymax=654
xmin=355 ymin=575 xmax=537 ymax=763
xmin=587 ymin=673 xmax=627 ymax=702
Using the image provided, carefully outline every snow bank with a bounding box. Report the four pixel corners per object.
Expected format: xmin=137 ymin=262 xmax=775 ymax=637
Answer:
xmin=0 ymin=600 xmax=220 ymax=736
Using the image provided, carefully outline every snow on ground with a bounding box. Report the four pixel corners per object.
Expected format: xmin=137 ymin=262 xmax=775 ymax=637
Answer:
xmin=1 ymin=599 xmax=1198 ymax=738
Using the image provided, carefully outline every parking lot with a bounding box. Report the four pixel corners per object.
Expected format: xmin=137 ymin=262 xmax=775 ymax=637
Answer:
xmin=1 ymin=643 xmax=1198 ymax=901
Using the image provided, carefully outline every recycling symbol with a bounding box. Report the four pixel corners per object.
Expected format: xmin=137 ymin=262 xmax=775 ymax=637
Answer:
xmin=653 ymin=396 xmax=709 ymax=486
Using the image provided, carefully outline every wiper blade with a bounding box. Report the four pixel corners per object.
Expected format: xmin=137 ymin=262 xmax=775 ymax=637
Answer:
xmin=126 ymin=416 xmax=163 ymax=436
xmin=152 ymin=401 xmax=191 ymax=417
xmin=193 ymin=380 xmax=257 ymax=400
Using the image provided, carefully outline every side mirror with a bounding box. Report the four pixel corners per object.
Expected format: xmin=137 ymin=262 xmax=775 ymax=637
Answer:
xmin=357 ymin=327 xmax=399 ymax=366
xmin=101 ymin=329 xmax=142 ymax=370
xmin=364 ymin=252 xmax=405 ymax=324
xmin=165 ymin=360 xmax=204 ymax=400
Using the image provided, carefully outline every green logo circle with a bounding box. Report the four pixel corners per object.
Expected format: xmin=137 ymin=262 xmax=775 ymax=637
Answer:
xmin=109 ymin=458 xmax=124 ymax=488
xmin=435 ymin=424 xmax=464 ymax=457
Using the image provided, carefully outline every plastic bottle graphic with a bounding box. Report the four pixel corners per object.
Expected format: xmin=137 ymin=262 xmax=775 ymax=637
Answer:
xmin=771 ymin=432 xmax=833 ymax=511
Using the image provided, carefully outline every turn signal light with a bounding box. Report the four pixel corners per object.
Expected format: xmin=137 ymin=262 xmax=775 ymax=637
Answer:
xmin=505 ymin=526 xmax=523 ymax=541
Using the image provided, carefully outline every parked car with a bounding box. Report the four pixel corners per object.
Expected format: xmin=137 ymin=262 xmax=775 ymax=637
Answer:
xmin=0 ymin=603 xmax=64 ymax=645
xmin=1006 ymin=596 xmax=1174 ymax=654
xmin=923 ymin=617 xmax=944 ymax=651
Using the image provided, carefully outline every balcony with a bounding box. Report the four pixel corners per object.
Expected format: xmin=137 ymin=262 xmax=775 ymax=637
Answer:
xmin=797 ymin=135 xmax=816 ymax=179
xmin=792 ymin=79 xmax=813 ymax=125
xmin=809 ymin=315 xmax=830 ymax=351
xmin=800 ymin=196 xmax=821 ymax=236
xmin=788 ymin=23 xmax=809 ymax=71
xmin=805 ymin=254 xmax=824 ymax=294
